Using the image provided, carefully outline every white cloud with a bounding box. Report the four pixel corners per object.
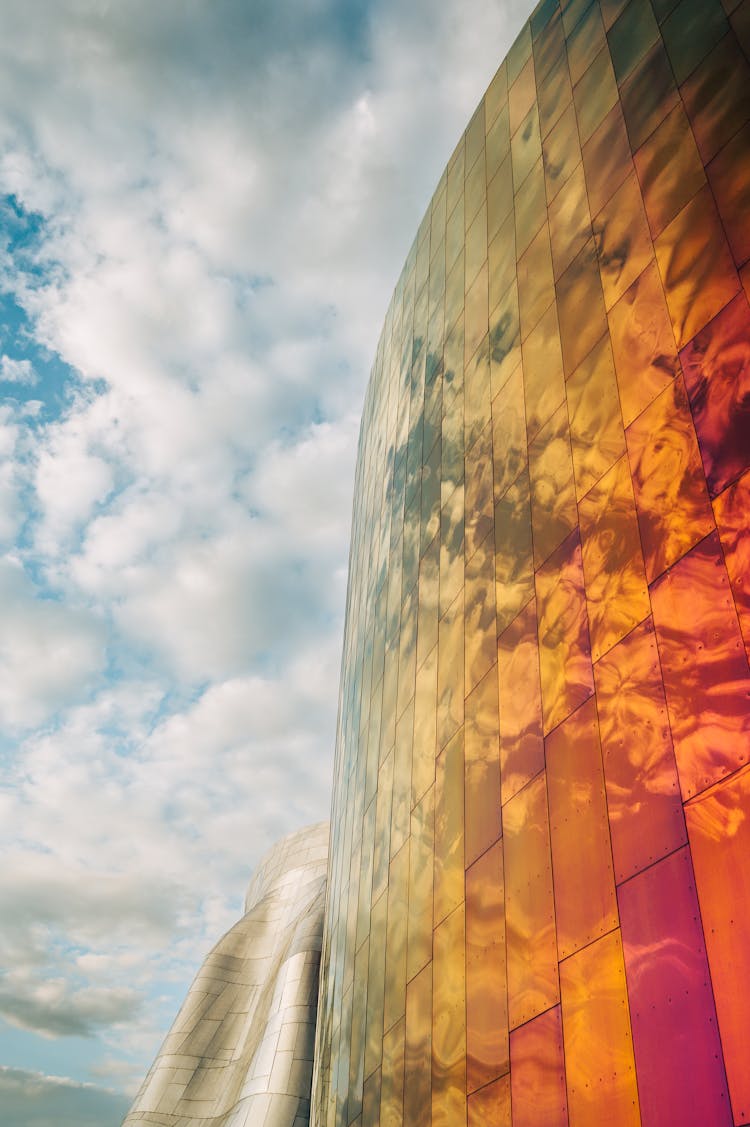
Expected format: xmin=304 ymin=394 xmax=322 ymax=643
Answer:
xmin=0 ymin=0 xmax=533 ymax=1106
xmin=0 ymin=356 xmax=36 ymax=385
xmin=0 ymin=559 xmax=105 ymax=729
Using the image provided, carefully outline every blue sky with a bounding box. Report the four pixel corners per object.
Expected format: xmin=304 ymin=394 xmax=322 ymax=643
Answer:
xmin=0 ymin=0 xmax=528 ymax=1120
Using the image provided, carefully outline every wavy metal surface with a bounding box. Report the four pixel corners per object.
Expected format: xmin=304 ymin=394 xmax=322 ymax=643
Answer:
xmin=311 ymin=0 xmax=750 ymax=1123
xmin=124 ymin=823 xmax=329 ymax=1127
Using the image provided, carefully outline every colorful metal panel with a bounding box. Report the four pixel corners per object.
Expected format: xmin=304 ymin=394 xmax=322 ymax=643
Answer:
xmin=312 ymin=1 xmax=750 ymax=1124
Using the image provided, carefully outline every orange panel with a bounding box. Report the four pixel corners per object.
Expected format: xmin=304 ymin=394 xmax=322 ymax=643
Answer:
xmin=464 ymin=665 xmax=501 ymax=867
xmin=713 ymin=468 xmax=750 ymax=663
xmin=581 ymin=101 xmax=632 ymax=217
xmin=607 ymin=259 xmax=678 ymax=428
xmin=528 ymin=402 xmax=577 ymax=568
xmin=468 ymin=1074 xmax=511 ymax=1127
xmin=546 ymin=698 xmax=618 ymax=960
xmin=494 ymin=469 xmax=535 ymax=634
xmin=565 ymin=332 xmax=626 ymax=500
xmin=593 ymin=618 xmax=686 ymax=884
xmin=707 ymin=120 xmax=750 ymax=269
xmin=650 ymin=530 xmax=750 ymax=800
xmin=497 ymin=597 xmax=544 ymax=806
xmin=625 ymin=374 xmax=714 ymax=582
xmin=535 ymin=529 xmax=594 ymax=736
xmin=578 ymin=454 xmax=650 ymax=662
xmin=633 ymin=103 xmax=707 ymax=240
xmin=434 ymin=729 xmax=464 ymax=927
xmin=432 ymin=903 xmax=467 ymax=1127
xmin=654 ymin=184 xmax=740 ymax=349
xmin=592 ymin=170 xmax=653 ymax=310
xmin=466 ymin=841 xmax=508 ymax=1092
xmin=504 ymin=772 xmax=558 ymax=1028
xmin=559 ymin=929 xmax=640 ymax=1127
xmin=686 ymin=764 xmax=750 ymax=1125
xmin=404 ymin=963 xmax=432 ymax=1127
xmin=509 ymin=1005 xmax=567 ymax=1127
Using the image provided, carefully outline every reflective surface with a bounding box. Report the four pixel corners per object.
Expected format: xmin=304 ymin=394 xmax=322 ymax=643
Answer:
xmin=126 ymin=824 xmax=329 ymax=1127
xmin=312 ymin=1 xmax=750 ymax=1123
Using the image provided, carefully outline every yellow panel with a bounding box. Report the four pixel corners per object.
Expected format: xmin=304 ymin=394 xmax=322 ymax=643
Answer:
xmin=464 ymin=527 xmax=497 ymax=695
xmin=432 ymin=903 xmax=467 ymax=1127
xmin=407 ymin=785 xmax=434 ymax=982
xmin=464 ymin=664 xmax=501 ymax=867
xmin=383 ymin=842 xmax=409 ymax=1034
xmin=411 ymin=644 xmax=437 ymax=808
xmin=560 ymin=930 xmax=640 ymax=1127
xmin=517 ymin=223 xmax=555 ymax=340
xmin=466 ymin=841 xmax=508 ymax=1093
xmin=440 ymin=482 xmax=464 ymax=616
xmin=494 ymin=468 xmax=535 ymax=634
xmin=434 ymin=729 xmax=465 ymax=927
xmin=497 ymin=598 xmax=544 ymax=807
xmin=380 ymin=1016 xmax=405 ymax=1127
xmin=404 ymin=963 xmax=432 ymax=1127
xmin=521 ymin=302 xmax=565 ymax=441
xmin=437 ymin=590 xmax=465 ymax=751
xmin=491 ymin=362 xmax=527 ymax=499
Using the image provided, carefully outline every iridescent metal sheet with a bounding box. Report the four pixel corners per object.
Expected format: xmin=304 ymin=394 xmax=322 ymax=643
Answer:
xmin=311 ymin=2 xmax=750 ymax=1124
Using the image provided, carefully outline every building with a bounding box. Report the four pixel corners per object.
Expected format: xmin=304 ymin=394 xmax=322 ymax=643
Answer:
xmin=124 ymin=823 xmax=328 ymax=1126
xmin=311 ymin=0 xmax=750 ymax=1124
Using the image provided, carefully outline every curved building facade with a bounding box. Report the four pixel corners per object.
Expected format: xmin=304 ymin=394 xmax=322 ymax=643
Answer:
xmin=125 ymin=823 xmax=329 ymax=1127
xmin=313 ymin=1 xmax=750 ymax=1125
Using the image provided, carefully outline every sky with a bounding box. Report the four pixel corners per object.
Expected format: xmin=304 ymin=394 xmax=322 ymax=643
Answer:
xmin=0 ymin=0 xmax=530 ymax=1121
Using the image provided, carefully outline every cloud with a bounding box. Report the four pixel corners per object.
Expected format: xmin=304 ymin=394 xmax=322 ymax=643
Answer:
xmin=0 ymin=1066 xmax=130 ymax=1127
xmin=0 ymin=356 xmax=36 ymax=385
xmin=0 ymin=559 xmax=105 ymax=729
xmin=0 ymin=0 xmax=532 ymax=1104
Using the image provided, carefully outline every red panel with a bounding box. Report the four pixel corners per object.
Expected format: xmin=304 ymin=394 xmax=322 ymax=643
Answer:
xmin=593 ymin=618 xmax=686 ymax=883
xmin=650 ymin=531 xmax=750 ymax=800
xmin=509 ymin=1006 xmax=567 ymax=1127
xmin=686 ymin=764 xmax=750 ymax=1125
xmin=618 ymin=847 xmax=732 ymax=1126
xmin=680 ymin=290 xmax=750 ymax=499
xmin=713 ymin=468 xmax=750 ymax=664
